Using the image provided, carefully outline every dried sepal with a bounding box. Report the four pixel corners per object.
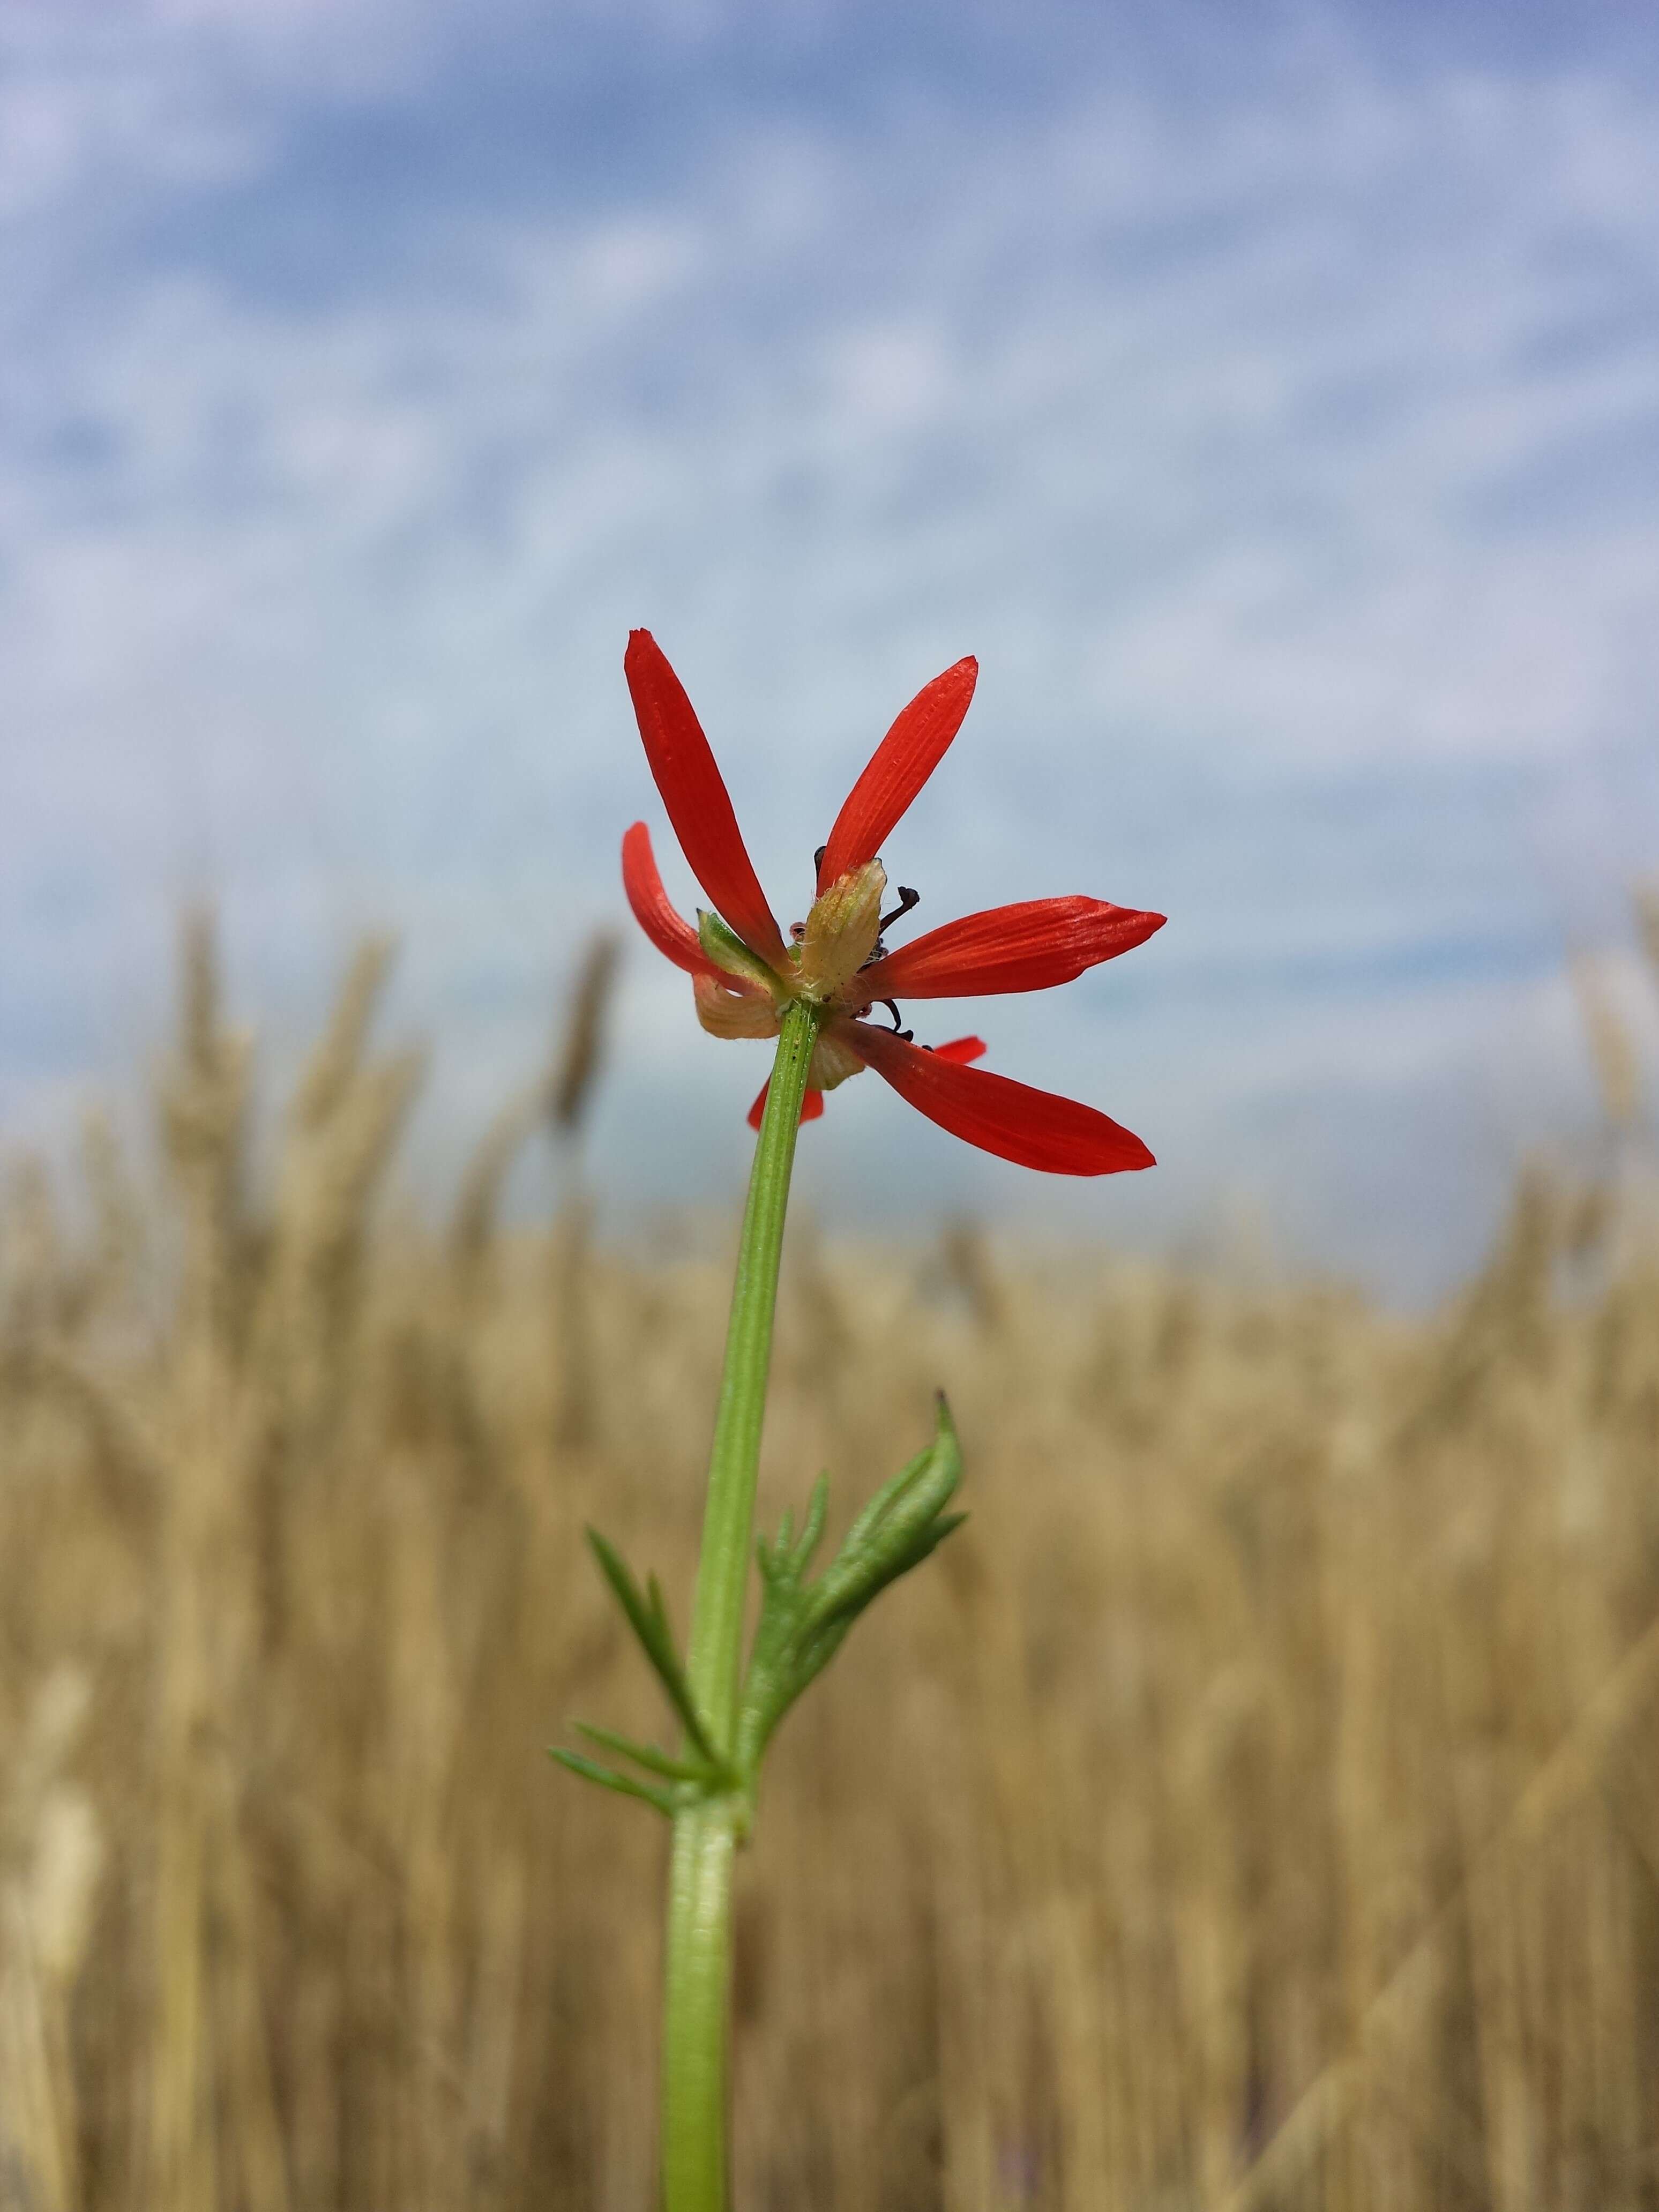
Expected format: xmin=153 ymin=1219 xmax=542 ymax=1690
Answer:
xmin=693 ymin=974 xmax=783 ymax=1041
xmin=806 ymin=1021 xmax=866 ymax=1094
xmin=799 ymin=860 xmax=886 ymax=998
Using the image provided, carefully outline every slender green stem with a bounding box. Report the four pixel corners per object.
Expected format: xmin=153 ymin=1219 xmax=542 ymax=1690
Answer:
xmin=661 ymin=996 xmax=821 ymax=2212
xmin=661 ymin=1804 xmax=739 ymax=2211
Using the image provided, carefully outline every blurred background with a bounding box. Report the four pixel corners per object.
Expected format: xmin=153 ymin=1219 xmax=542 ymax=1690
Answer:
xmin=4 ymin=4 xmax=1659 ymax=2209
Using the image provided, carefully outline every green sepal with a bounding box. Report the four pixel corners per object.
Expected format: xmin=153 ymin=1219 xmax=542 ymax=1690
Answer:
xmin=697 ymin=910 xmax=784 ymax=996
xmin=548 ymin=1747 xmax=676 ymax=1818
xmin=584 ymin=1529 xmax=731 ymax=1777
xmin=737 ymin=1396 xmax=964 ymax=1774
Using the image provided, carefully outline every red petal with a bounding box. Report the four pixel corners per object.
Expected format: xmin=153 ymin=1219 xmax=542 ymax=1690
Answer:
xmin=843 ymin=1023 xmax=1154 ymax=1176
xmin=625 ymin=631 xmax=788 ymax=969
xmin=746 ymin=1081 xmax=826 ymax=1132
xmin=862 ymin=899 xmax=1164 ymax=1000
xmin=622 ymin=822 xmax=721 ymax=977
xmin=932 ymin=1035 xmax=987 ymax=1064
xmin=817 ymin=656 xmax=977 ymax=891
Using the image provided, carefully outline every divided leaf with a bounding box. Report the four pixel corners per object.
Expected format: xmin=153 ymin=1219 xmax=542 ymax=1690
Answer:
xmin=738 ymin=1396 xmax=964 ymax=1772
xmin=550 ymin=1530 xmax=735 ymax=1818
xmin=555 ymin=1410 xmax=964 ymax=1824
xmin=585 ymin=1529 xmax=725 ymax=1771
xmin=547 ymin=1748 xmax=677 ymax=1819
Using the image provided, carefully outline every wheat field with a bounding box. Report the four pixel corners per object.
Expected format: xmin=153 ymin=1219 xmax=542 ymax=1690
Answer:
xmin=1 ymin=915 xmax=1657 ymax=2212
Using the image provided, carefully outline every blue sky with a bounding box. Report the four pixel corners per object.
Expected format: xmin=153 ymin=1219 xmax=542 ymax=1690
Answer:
xmin=3 ymin=0 xmax=1657 ymax=1296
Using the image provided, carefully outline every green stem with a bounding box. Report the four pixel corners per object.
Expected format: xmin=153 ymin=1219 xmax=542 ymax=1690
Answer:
xmin=661 ymin=996 xmax=821 ymax=2212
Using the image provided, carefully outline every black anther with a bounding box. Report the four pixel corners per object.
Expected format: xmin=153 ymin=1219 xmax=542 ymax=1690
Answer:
xmin=875 ymin=999 xmax=905 ymax=1031
xmin=878 ymin=886 xmax=920 ymax=933
xmin=813 ymin=844 xmax=827 ymax=873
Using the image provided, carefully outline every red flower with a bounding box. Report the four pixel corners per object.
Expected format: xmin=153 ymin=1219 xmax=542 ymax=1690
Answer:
xmin=622 ymin=630 xmax=1163 ymax=1176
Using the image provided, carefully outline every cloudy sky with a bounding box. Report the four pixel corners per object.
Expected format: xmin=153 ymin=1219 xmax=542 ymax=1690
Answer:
xmin=3 ymin=0 xmax=1657 ymax=1297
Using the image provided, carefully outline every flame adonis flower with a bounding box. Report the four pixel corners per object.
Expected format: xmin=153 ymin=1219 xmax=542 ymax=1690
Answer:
xmin=622 ymin=630 xmax=1164 ymax=1176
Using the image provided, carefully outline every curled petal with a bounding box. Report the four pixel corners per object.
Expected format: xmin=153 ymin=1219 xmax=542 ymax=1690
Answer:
xmin=622 ymin=823 xmax=720 ymax=977
xmin=625 ymin=631 xmax=788 ymax=970
xmin=859 ymin=899 xmax=1164 ymax=1002
xmin=817 ymin=656 xmax=977 ymax=892
xmin=842 ymin=1022 xmax=1154 ymax=1176
xmin=747 ymin=1083 xmax=827 ymax=1132
xmin=693 ymin=974 xmax=783 ymax=1041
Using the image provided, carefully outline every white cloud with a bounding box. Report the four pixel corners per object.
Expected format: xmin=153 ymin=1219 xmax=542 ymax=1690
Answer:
xmin=3 ymin=12 xmax=1657 ymax=1288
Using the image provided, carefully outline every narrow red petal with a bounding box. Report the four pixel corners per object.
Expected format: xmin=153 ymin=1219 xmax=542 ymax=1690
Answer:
xmin=861 ymin=900 xmax=1164 ymax=1000
xmin=817 ymin=656 xmax=977 ymax=891
xmin=625 ymin=631 xmax=788 ymax=969
xmin=622 ymin=823 xmax=721 ymax=977
xmin=746 ymin=1081 xmax=826 ymax=1131
xmin=843 ymin=1023 xmax=1154 ymax=1176
xmin=931 ymin=1035 xmax=987 ymax=1064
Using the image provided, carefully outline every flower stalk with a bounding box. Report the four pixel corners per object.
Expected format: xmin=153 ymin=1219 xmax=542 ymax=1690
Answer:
xmin=662 ymin=995 xmax=818 ymax=2210
xmin=684 ymin=997 xmax=822 ymax=1736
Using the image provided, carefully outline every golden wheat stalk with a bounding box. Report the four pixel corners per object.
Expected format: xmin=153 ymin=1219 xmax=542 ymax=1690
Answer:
xmin=1214 ymin=1609 xmax=1659 ymax=2212
xmin=548 ymin=930 xmax=621 ymax=1140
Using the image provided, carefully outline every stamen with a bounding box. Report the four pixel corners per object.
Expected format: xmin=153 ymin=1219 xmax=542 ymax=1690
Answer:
xmin=790 ymin=921 xmax=806 ymax=943
xmin=813 ymin=843 xmax=827 ymax=873
xmin=861 ymin=887 xmax=923 ymax=972
xmin=875 ymin=998 xmax=905 ymax=1032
